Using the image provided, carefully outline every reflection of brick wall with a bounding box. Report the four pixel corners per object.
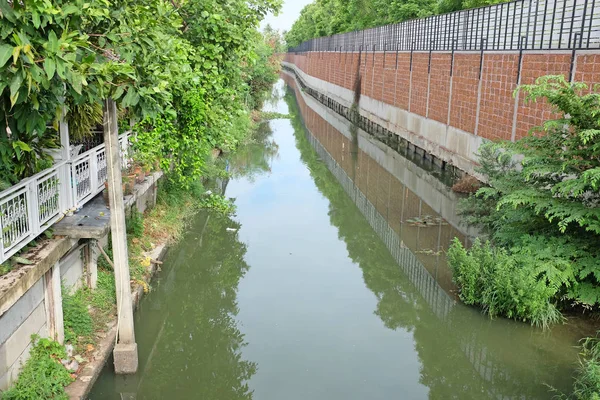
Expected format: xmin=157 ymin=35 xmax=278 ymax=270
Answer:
xmin=283 ymin=72 xmax=470 ymax=286
xmin=285 ymin=50 xmax=600 ymax=144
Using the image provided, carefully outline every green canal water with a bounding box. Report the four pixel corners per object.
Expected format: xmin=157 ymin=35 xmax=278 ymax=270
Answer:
xmin=88 ymin=79 xmax=589 ymax=399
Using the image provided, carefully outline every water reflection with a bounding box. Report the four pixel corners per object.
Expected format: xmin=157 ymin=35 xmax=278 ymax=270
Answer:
xmin=229 ymin=122 xmax=279 ymax=181
xmin=284 ymin=73 xmax=579 ymax=399
xmin=90 ymin=78 xmax=584 ymax=400
xmin=89 ymin=212 xmax=256 ymax=399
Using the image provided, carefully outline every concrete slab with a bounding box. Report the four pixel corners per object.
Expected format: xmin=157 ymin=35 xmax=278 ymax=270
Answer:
xmin=53 ymin=171 xmax=163 ymax=240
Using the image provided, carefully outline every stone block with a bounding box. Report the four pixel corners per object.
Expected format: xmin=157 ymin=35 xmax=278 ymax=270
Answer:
xmin=113 ymin=343 xmax=138 ymax=374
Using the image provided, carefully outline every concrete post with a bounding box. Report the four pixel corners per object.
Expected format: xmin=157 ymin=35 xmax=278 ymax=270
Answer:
xmin=44 ymin=262 xmax=64 ymax=344
xmin=103 ymin=99 xmax=138 ymax=374
xmin=85 ymin=240 xmax=99 ymax=289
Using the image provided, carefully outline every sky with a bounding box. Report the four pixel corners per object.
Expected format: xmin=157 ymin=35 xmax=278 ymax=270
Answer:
xmin=260 ymin=0 xmax=313 ymax=33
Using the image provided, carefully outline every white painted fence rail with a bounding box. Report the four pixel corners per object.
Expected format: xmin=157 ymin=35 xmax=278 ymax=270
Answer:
xmin=0 ymin=132 xmax=130 ymax=264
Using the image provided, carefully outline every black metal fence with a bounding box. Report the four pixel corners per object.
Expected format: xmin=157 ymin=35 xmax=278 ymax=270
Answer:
xmin=288 ymin=0 xmax=600 ymax=53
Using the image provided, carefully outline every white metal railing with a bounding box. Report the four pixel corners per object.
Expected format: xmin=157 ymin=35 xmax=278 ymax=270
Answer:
xmin=0 ymin=132 xmax=130 ymax=264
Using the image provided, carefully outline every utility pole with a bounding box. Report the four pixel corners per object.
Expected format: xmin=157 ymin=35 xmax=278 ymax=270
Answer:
xmin=103 ymin=99 xmax=138 ymax=374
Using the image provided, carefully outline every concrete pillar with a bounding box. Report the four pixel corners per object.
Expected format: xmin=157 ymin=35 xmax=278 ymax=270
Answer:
xmin=103 ymin=99 xmax=138 ymax=374
xmin=85 ymin=240 xmax=99 ymax=289
xmin=44 ymin=262 xmax=64 ymax=344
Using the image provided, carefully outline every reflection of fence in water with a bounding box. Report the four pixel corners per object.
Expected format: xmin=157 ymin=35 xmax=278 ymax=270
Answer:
xmin=303 ymin=122 xmax=535 ymax=398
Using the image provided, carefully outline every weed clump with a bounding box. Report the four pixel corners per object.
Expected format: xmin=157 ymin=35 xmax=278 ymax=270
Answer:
xmin=448 ymin=238 xmax=564 ymax=329
xmin=1 ymin=336 xmax=73 ymax=400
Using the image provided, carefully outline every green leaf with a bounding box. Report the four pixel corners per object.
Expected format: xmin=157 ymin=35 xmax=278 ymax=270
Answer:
xmin=0 ymin=44 xmax=12 ymax=68
xmin=9 ymin=74 xmax=22 ymax=107
xmin=122 ymin=88 xmax=140 ymax=106
xmin=48 ymin=30 xmax=59 ymax=53
xmin=13 ymin=256 xmax=33 ymax=265
xmin=62 ymin=5 xmax=79 ymax=15
xmin=11 ymin=45 xmax=21 ymax=64
xmin=13 ymin=141 xmax=32 ymax=152
xmin=44 ymin=57 xmax=56 ymax=80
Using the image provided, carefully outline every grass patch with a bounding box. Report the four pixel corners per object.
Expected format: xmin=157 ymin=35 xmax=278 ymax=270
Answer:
xmin=62 ymin=288 xmax=93 ymax=346
xmin=0 ymin=336 xmax=73 ymax=400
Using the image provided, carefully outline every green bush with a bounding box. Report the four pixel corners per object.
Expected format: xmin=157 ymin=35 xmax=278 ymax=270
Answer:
xmin=448 ymin=238 xmax=564 ymax=328
xmin=126 ymin=208 xmax=144 ymax=239
xmin=0 ymin=336 xmax=73 ymax=400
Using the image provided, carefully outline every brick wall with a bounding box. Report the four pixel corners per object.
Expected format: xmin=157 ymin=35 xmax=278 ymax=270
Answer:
xmin=284 ymin=49 xmax=600 ymax=144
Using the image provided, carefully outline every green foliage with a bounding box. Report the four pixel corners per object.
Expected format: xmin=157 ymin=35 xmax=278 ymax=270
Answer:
xmin=126 ymin=207 xmax=144 ymax=239
xmin=448 ymin=238 xmax=564 ymax=329
xmin=285 ymin=0 xmax=509 ymax=47
xmin=0 ymin=335 xmax=73 ymax=400
xmin=199 ymin=193 xmax=236 ymax=215
xmin=1 ymin=0 xmax=282 ymax=186
xmin=457 ymin=76 xmax=600 ymax=313
xmin=62 ymin=287 xmax=93 ymax=344
xmin=572 ymin=336 xmax=600 ymax=400
xmin=65 ymin=100 xmax=103 ymax=141
xmin=260 ymin=111 xmax=290 ymax=120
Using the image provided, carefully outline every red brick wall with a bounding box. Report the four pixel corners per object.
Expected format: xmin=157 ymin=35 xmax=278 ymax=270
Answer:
xmin=284 ymin=50 xmax=600 ymax=144
xmin=371 ymin=53 xmax=385 ymax=103
xmin=477 ymin=54 xmax=519 ymax=141
xmin=449 ymin=53 xmax=481 ymax=134
xmin=394 ymin=53 xmax=411 ymax=110
xmin=515 ymin=54 xmax=571 ymax=139
xmin=409 ymin=53 xmax=429 ymax=117
xmin=383 ymin=53 xmax=397 ymax=106
xmin=427 ymin=53 xmax=452 ymax=124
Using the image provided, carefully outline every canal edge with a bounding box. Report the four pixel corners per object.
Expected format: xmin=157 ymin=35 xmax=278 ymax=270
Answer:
xmin=64 ymin=243 xmax=169 ymax=400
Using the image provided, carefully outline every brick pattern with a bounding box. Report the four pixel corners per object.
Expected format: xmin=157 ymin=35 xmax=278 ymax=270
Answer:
xmin=515 ymin=54 xmax=571 ymax=140
xmin=394 ymin=53 xmax=411 ymax=110
xmin=383 ymin=53 xmax=398 ymax=106
xmin=427 ymin=53 xmax=452 ymax=124
xmin=574 ymin=54 xmax=600 ymax=89
xmin=371 ymin=53 xmax=385 ymax=103
xmin=449 ymin=53 xmax=481 ymax=134
xmin=478 ymin=54 xmax=520 ymax=141
xmin=410 ymin=53 xmax=430 ymax=117
xmin=285 ymin=50 xmax=600 ymax=145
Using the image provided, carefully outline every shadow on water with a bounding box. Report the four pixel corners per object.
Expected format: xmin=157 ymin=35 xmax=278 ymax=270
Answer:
xmin=89 ymin=78 xmax=585 ymax=399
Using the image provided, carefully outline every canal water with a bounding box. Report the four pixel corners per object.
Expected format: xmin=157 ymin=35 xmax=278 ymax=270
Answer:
xmin=89 ymin=78 xmax=588 ymax=399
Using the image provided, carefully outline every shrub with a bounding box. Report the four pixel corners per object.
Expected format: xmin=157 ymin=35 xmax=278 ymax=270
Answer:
xmin=448 ymin=238 xmax=564 ymax=328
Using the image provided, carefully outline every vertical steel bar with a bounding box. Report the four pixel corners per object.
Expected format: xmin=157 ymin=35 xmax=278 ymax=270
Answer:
xmin=560 ymin=0 xmax=568 ymax=48
xmin=550 ymin=0 xmax=558 ymax=48
xmin=533 ymin=0 xmax=540 ymax=48
xmin=541 ymin=0 xmax=549 ymax=49
xmin=580 ymin=0 xmax=590 ymax=48
xmin=568 ymin=0 xmax=579 ymax=48
xmin=587 ymin=0 xmax=596 ymax=46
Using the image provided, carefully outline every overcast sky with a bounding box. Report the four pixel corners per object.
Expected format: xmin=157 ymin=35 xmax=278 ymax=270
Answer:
xmin=260 ymin=0 xmax=313 ymax=33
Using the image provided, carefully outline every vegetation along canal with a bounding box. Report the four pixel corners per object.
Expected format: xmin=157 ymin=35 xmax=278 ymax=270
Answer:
xmin=88 ymin=80 xmax=590 ymax=399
